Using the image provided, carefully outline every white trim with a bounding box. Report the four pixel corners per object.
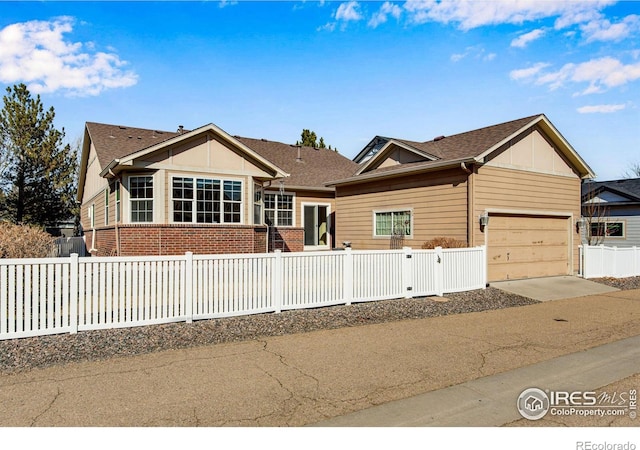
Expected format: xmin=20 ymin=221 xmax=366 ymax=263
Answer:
xmin=104 ymin=123 xmax=289 ymax=179
xmin=169 ymin=173 xmax=245 ymax=225
xmin=264 ymin=190 xmax=296 ymax=228
xmin=372 ymin=208 xmax=414 ymax=239
xmin=126 ymin=174 xmax=156 ymax=224
xmin=355 ymin=140 xmax=437 ymax=176
xmin=301 ymin=202 xmax=332 ymax=250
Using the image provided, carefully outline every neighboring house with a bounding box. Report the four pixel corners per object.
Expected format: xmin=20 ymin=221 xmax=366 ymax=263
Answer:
xmin=328 ymin=114 xmax=595 ymax=282
xmin=581 ymin=178 xmax=640 ymax=247
xmin=77 ymin=122 xmax=359 ymax=256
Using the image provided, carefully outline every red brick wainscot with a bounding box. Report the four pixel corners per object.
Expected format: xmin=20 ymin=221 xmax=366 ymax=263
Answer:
xmin=85 ymin=224 xmax=304 ymax=256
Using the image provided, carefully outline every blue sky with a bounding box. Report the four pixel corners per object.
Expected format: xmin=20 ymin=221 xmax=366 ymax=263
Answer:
xmin=0 ymin=1 xmax=638 ymax=180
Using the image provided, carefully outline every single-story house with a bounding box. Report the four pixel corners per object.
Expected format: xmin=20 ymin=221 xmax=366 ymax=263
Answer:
xmin=77 ymin=122 xmax=359 ymax=256
xmin=328 ymin=114 xmax=595 ymax=282
xmin=581 ymin=178 xmax=640 ymax=247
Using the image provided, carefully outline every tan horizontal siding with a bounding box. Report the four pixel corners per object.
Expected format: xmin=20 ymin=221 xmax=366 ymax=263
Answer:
xmin=336 ymin=169 xmax=468 ymax=250
xmin=473 ymin=166 xmax=581 ymax=275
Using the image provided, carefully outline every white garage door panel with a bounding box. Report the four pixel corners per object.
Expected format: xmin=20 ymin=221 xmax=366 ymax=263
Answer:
xmin=488 ymin=215 xmax=570 ymax=281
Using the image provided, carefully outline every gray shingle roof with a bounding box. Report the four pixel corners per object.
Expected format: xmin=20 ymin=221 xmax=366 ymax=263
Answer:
xmin=236 ymin=137 xmax=360 ymax=188
xmin=86 ymin=122 xmax=182 ymax=169
xmin=391 ymin=114 xmax=541 ymax=161
xmin=582 ymin=178 xmax=640 ymax=202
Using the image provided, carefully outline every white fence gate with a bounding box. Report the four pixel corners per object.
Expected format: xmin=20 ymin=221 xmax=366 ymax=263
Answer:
xmin=580 ymin=245 xmax=640 ymax=279
xmin=0 ymin=246 xmax=487 ymax=340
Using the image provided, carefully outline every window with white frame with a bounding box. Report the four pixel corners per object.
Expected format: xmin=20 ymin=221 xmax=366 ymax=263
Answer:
xmin=115 ymin=181 xmax=121 ymax=222
xmin=254 ymin=185 xmax=262 ymax=225
xmin=88 ymin=203 xmax=95 ymax=228
xmin=264 ymin=192 xmax=293 ymax=226
xmin=130 ymin=176 xmax=154 ymax=223
xmin=171 ymin=176 xmax=242 ymax=224
xmin=374 ymin=210 xmax=412 ymax=237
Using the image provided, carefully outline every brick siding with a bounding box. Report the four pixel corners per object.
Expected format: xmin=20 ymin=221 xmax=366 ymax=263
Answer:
xmin=85 ymin=224 xmax=304 ymax=256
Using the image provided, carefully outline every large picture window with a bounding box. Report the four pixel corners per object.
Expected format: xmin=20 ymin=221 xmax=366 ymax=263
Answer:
xmin=264 ymin=192 xmax=293 ymax=226
xmin=374 ymin=210 xmax=412 ymax=237
xmin=130 ymin=176 xmax=153 ymax=223
xmin=171 ymin=176 xmax=241 ymax=224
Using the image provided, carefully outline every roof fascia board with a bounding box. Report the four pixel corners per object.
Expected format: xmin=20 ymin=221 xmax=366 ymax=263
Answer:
xmin=76 ymin=125 xmax=92 ymax=202
xmin=352 ymin=135 xmax=390 ymax=163
xmin=354 ymin=139 xmax=438 ymax=176
xmin=113 ymin=123 xmax=289 ymax=179
xmin=475 ymin=114 xmax=596 ymax=179
xmin=589 ymin=185 xmax=640 ymax=202
xmin=328 ymin=157 xmax=474 ymax=187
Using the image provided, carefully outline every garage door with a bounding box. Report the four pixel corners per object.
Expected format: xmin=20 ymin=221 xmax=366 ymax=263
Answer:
xmin=487 ymin=214 xmax=570 ymax=282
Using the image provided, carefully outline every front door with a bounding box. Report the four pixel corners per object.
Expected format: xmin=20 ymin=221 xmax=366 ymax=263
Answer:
xmin=303 ymin=204 xmax=330 ymax=249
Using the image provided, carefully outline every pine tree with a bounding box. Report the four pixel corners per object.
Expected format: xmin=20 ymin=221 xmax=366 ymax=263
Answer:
xmin=296 ymin=129 xmax=336 ymax=151
xmin=0 ymin=84 xmax=78 ymax=227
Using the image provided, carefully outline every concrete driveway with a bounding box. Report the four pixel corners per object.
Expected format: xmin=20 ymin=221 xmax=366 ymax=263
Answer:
xmin=489 ymin=276 xmax=619 ymax=301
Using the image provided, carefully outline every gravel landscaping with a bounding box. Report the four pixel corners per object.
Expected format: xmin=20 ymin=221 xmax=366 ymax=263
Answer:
xmin=1 ymin=277 xmax=638 ymax=375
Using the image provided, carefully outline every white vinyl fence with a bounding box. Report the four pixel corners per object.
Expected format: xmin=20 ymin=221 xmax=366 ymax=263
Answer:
xmin=580 ymin=245 xmax=640 ymax=279
xmin=0 ymin=246 xmax=486 ymax=340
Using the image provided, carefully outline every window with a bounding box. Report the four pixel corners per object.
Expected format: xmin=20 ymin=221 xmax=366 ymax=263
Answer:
xmin=374 ymin=210 xmax=412 ymax=237
xmin=223 ymin=180 xmax=242 ymax=223
xmin=171 ymin=176 xmax=241 ymax=224
xmin=264 ymin=192 xmax=293 ymax=226
xmin=104 ymin=189 xmax=109 ymax=226
xmin=172 ymin=177 xmax=194 ymax=222
xmin=130 ymin=176 xmax=153 ymax=223
xmin=253 ymin=185 xmax=262 ymax=225
xmin=115 ymin=181 xmax=121 ymax=222
xmin=88 ymin=204 xmax=95 ymax=229
xmin=590 ymin=221 xmax=625 ymax=238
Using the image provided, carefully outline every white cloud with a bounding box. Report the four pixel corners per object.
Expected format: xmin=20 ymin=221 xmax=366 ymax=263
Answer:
xmin=511 ymin=57 xmax=640 ymax=95
xmin=402 ymin=0 xmax=617 ymax=34
xmin=335 ymin=1 xmax=362 ymax=22
xmin=0 ymin=17 xmax=137 ymax=96
xmin=509 ymin=62 xmax=550 ymax=80
xmin=511 ymin=28 xmax=546 ymax=48
xmin=450 ymin=46 xmax=496 ymax=63
xmin=484 ymin=52 xmax=496 ymax=62
xmin=580 ymin=14 xmax=640 ymax=42
xmin=369 ymin=2 xmax=403 ymax=28
xmin=577 ymin=104 xmax=626 ymax=113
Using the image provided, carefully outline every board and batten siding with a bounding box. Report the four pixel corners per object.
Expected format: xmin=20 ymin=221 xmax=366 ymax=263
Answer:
xmin=472 ymin=165 xmax=582 ymax=274
xmin=335 ymin=168 xmax=468 ymax=250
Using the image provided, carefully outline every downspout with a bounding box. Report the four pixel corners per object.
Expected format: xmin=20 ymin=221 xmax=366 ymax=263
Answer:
xmin=460 ymin=162 xmax=474 ymax=246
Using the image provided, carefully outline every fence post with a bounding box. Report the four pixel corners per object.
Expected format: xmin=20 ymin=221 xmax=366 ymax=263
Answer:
xmin=578 ymin=245 xmax=583 ymax=278
xmin=69 ymin=253 xmax=79 ymax=334
xmin=343 ymin=247 xmax=353 ymax=305
xmin=480 ymin=245 xmax=487 ymax=289
xmin=634 ymin=247 xmax=638 ymax=277
xmin=185 ymin=252 xmax=193 ymax=323
xmin=273 ymin=250 xmax=283 ymax=313
xmin=402 ymin=247 xmax=413 ymax=299
xmin=612 ymin=246 xmax=618 ymax=278
xmin=435 ymin=246 xmax=444 ymax=297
